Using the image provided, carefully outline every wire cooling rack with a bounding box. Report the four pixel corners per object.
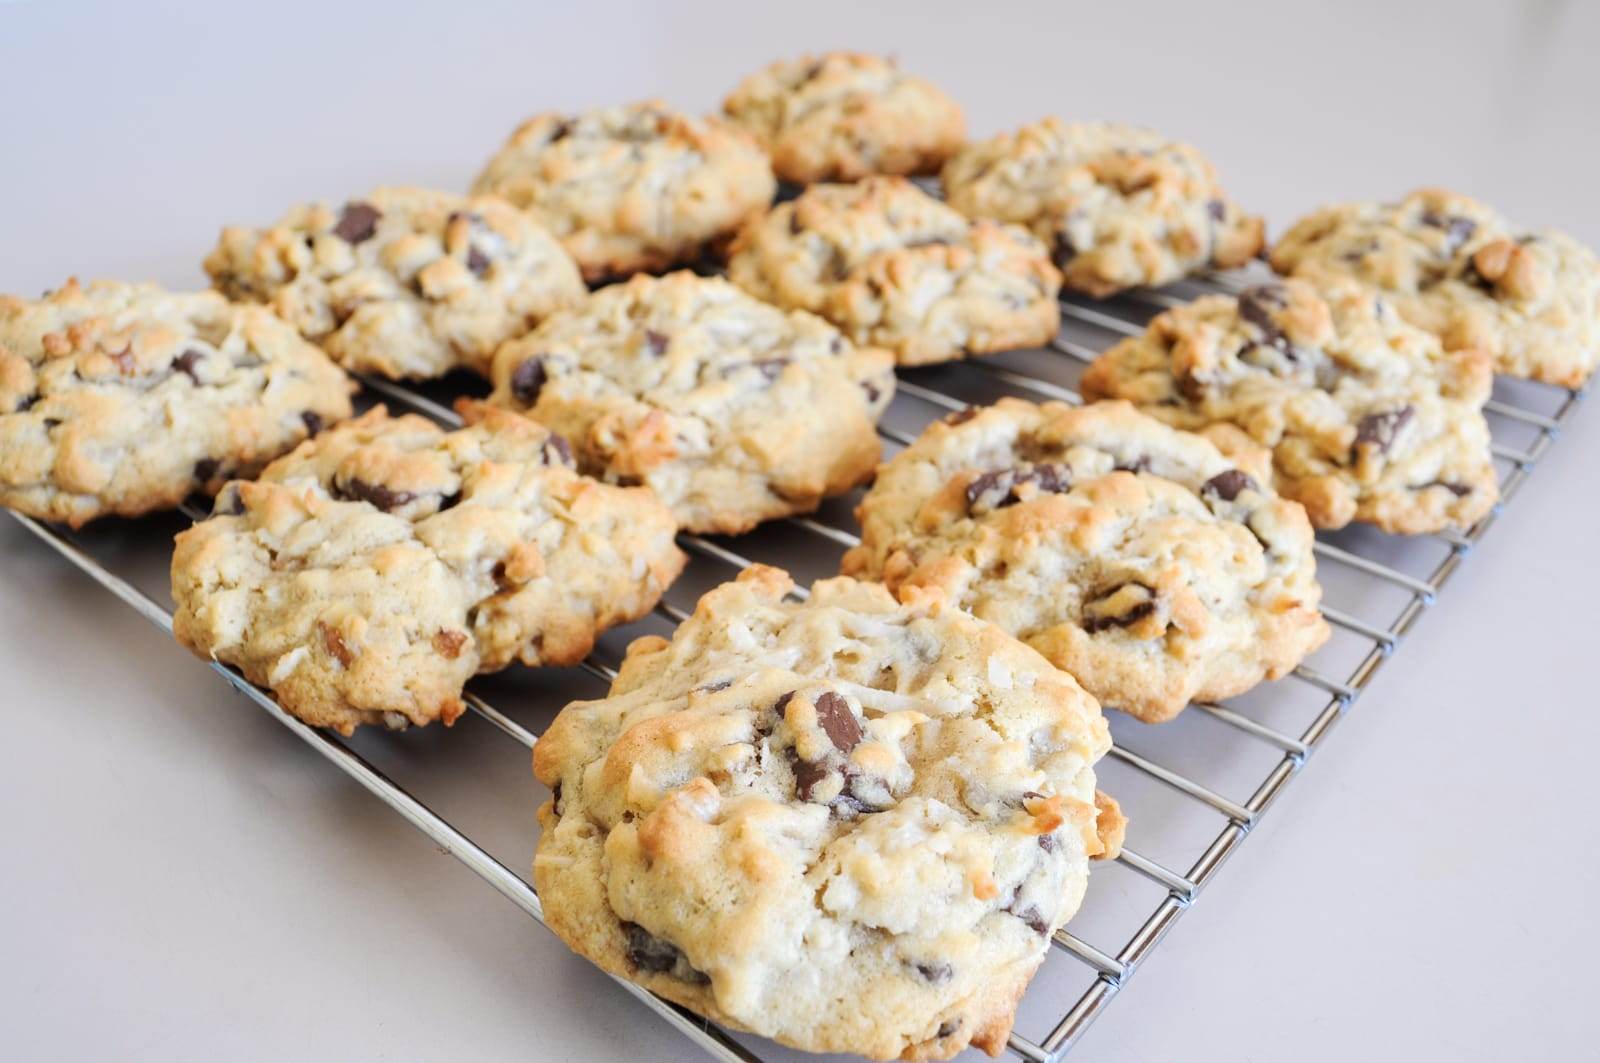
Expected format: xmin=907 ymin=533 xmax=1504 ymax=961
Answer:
xmin=8 ymin=268 xmax=1588 ymax=1062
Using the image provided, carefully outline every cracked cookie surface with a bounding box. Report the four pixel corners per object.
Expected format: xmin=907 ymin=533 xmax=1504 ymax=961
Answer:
xmin=722 ymin=51 xmax=965 ymax=184
xmin=533 ymin=564 xmax=1122 ymax=1060
xmin=941 ymin=118 xmax=1263 ymax=297
xmin=727 ymin=176 xmax=1060 ymax=366
xmin=1082 ymin=279 xmax=1498 ymax=533
xmin=471 ymin=100 xmax=776 ymax=282
xmin=1268 ymin=187 xmax=1600 ymax=388
xmin=486 ymin=271 xmax=894 ymax=534
xmin=0 ymin=279 xmax=354 ymax=527
xmin=206 ymin=185 xmax=584 ymax=380
xmin=842 ymin=399 xmax=1328 ymax=723
xmin=170 ymin=403 xmax=684 ymax=735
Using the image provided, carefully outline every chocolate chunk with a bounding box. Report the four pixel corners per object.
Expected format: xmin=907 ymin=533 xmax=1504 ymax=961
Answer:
xmin=510 ymin=357 xmax=547 ymax=405
xmin=215 ymin=486 xmax=245 ymax=516
xmin=16 ymin=394 xmax=38 ymax=413
xmin=862 ymin=379 xmax=881 ymax=404
xmin=1207 ymin=199 xmax=1226 ymax=221
xmin=944 ymin=406 xmax=980 ymax=425
xmin=1051 ymin=231 xmax=1078 ymax=267
xmin=814 ymin=691 xmax=862 ymax=752
xmin=335 ymin=477 xmax=416 ymax=512
xmin=333 ymin=201 xmax=382 ymax=244
xmin=466 ymin=247 xmax=490 ymax=276
xmin=548 ymin=119 xmax=573 ymax=142
xmin=788 ymin=211 xmax=804 ymax=236
xmin=937 ymin=1021 xmax=960 ymax=1039
xmin=644 ymin=330 xmax=669 ymax=357
xmin=774 ymin=690 xmax=799 ymax=714
xmin=1114 ymin=455 xmax=1150 ymax=473
xmin=550 ymin=781 xmax=562 ymax=814
xmin=1354 ymin=406 xmax=1415 ymax=454
xmin=193 ymin=458 xmax=221 ymax=482
xmin=301 ymin=411 xmax=324 ymax=436
xmin=791 ymin=754 xmax=829 ymax=802
xmin=541 ymin=433 xmax=573 ymax=467
xmin=173 ymin=348 xmax=206 ymax=384
xmin=438 ymin=490 xmax=462 ymax=511
xmin=1237 ymin=285 xmax=1294 ymax=357
xmin=914 ymin=961 xmax=953 ymax=984
xmin=1202 ymin=469 xmax=1257 ymax=502
xmin=1420 ymin=210 xmax=1477 ymax=254
xmin=1082 ymin=583 xmax=1158 ymax=634
xmin=965 ymin=463 xmax=1072 ymax=513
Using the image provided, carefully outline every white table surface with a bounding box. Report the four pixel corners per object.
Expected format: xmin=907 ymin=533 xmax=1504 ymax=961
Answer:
xmin=3 ymin=1 xmax=1598 ymax=1060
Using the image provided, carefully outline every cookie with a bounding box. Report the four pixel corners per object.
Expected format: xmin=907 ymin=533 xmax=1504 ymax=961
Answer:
xmin=722 ymin=51 xmax=966 ymax=184
xmin=486 ymin=271 xmax=894 ymax=534
xmin=471 ymin=100 xmax=776 ymax=283
xmin=1081 ymin=280 xmax=1499 ymax=534
xmin=0 ymin=279 xmax=353 ymax=528
xmin=533 ymin=563 xmax=1123 ymax=1060
xmin=841 ymin=399 xmax=1328 ymax=723
xmin=206 ymin=186 xmax=584 ymax=380
xmin=1268 ymin=187 xmax=1600 ymax=388
xmin=170 ymin=403 xmax=684 ymax=735
xmin=727 ymin=176 xmax=1061 ymax=366
xmin=941 ymin=118 xmax=1264 ymax=297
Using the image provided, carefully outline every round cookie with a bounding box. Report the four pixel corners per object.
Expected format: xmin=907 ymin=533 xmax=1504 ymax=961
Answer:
xmin=722 ymin=51 xmax=966 ymax=184
xmin=941 ymin=118 xmax=1264 ymax=297
xmin=1082 ymin=279 xmax=1499 ymax=534
xmin=1269 ymin=187 xmax=1600 ymax=388
xmin=486 ymin=271 xmax=895 ymax=535
xmin=841 ymin=399 xmax=1328 ymax=723
xmin=205 ymin=186 xmax=584 ymax=380
xmin=0 ymin=279 xmax=354 ymax=528
xmin=171 ymin=403 xmax=684 ymax=735
xmin=727 ymin=176 xmax=1061 ymax=366
xmin=471 ymin=100 xmax=776 ymax=283
xmin=533 ymin=563 xmax=1123 ymax=1061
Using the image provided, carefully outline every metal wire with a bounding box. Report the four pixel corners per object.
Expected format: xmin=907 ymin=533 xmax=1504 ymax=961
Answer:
xmin=8 ymin=272 xmax=1587 ymax=1062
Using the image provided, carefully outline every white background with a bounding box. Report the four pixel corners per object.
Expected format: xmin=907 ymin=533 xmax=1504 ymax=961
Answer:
xmin=2 ymin=1 xmax=1599 ymax=1060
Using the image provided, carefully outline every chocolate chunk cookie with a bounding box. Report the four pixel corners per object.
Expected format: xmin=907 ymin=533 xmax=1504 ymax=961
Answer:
xmin=170 ymin=403 xmax=684 ymax=735
xmin=1082 ymin=279 xmax=1499 ymax=533
xmin=471 ymin=100 xmax=776 ymax=283
xmin=1269 ymin=187 xmax=1600 ymax=388
xmin=722 ymin=51 xmax=966 ymax=184
xmin=486 ymin=271 xmax=894 ymax=534
xmin=941 ymin=118 xmax=1264 ymax=297
xmin=727 ymin=176 xmax=1061 ymax=365
xmin=0 ymin=279 xmax=353 ymax=527
xmin=206 ymin=186 xmax=584 ymax=380
xmin=533 ymin=564 xmax=1123 ymax=1060
xmin=842 ymin=399 xmax=1328 ymax=723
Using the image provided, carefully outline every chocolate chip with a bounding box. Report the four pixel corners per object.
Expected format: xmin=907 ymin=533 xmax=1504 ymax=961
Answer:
xmin=335 ymin=477 xmax=416 ymax=512
xmin=1207 ymin=199 xmax=1226 ymax=221
xmin=548 ymin=119 xmax=573 ymax=142
xmin=541 ymin=433 xmax=573 ymax=467
xmin=644 ymin=330 xmax=669 ymax=357
xmin=1114 ymin=455 xmax=1150 ymax=473
xmin=15 ymin=394 xmax=38 ymax=413
xmin=1354 ymin=406 xmax=1415 ymax=454
xmin=792 ymin=754 xmax=829 ymax=803
xmin=774 ymin=690 xmax=799 ymax=714
xmin=173 ymin=348 xmax=206 ymax=384
xmin=617 ymin=915 xmax=694 ymax=973
xmin=937 ymin=1021 xmax=959 ymax=1039
xmin=1008 ymin=903 xmax=1050 ymax=936
xmin=438 ymin=490 xmax=462 ymax=511
xmin=1424 ymin=480 xmax=1472 ymax=497
xmin=1051 ymin=231 xmax=1078 ymax=267
xmin=965 ymin=463 xmax=1072 ymax=513
xmin=862 ymin=379 xmax=881 ymax=404
xmin=510 ymin=357 xmax=547 ymax=405
xmin=301 ymin=411 xmax=324 ymax=435
xmin=944 ymin=406 xmax=980 ymax=425
xmin=914 ymin=961 xmax=953 ymax=984
xmin=194 ymin=458 xmax=221 ymax=482
xmin=1201 ymin=469 xmax=1257 ymax=502
xmin=466 ymin=247 xmax=490 ymax=276
xmin=1082 ymin=583 xmax=1158 ymax=634
xmin=814 ymin=691 xmax=862 ymax=752
xmin=333 ymin=201 xmax=382 ymax=244
xmin=1420 ymin=210 xmax=1477 ymax=254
